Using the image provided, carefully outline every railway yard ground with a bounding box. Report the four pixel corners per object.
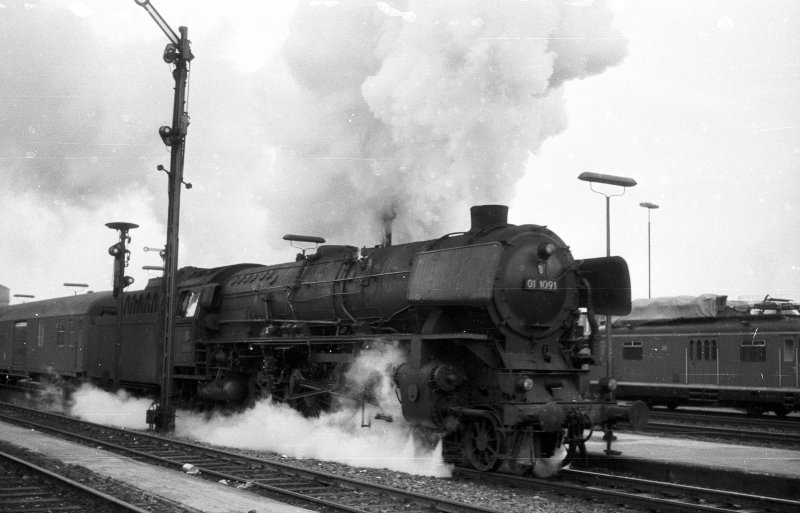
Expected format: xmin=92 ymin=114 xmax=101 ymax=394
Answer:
xmin=0 ymin=419 xmax=314 ymax=513
xmin=583 ymin=431 xmax=800 ymax=499
xmin=2 ymin=405 xmax=800 ymax=513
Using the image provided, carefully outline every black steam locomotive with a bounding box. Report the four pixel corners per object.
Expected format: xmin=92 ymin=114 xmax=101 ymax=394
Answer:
xmin=0 ymin=205 xmax=647 ymax=472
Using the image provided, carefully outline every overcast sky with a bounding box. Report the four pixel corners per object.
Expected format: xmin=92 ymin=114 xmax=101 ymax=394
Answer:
xmin=1 ymin=0 xmax=798 ymax=304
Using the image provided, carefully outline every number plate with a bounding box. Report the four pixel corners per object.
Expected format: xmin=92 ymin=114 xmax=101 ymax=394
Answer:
xmin=523 ymin=278 xmax=558 ymax=291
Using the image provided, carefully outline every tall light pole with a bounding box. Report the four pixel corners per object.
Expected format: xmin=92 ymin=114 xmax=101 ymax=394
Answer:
xmin=577 ymin=172 xmax=637 ymax=380
xmin=639 ymin=202 xmax=659 ymax=299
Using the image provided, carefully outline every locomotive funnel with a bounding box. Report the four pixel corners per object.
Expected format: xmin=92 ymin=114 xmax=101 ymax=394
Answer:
xmin=469 ymin=205 xmax=509 ymax=233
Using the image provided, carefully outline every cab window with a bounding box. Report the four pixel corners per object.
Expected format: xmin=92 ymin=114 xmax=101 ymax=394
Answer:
xmin=178 ymin=290 xmax=200 ymax=317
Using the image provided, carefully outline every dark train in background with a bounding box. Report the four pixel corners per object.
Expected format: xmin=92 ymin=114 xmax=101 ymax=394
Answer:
xmin=0 ymin=205 xmax=648 ymax=472
xmin=595 ymin=294 xmax=800 ymax=417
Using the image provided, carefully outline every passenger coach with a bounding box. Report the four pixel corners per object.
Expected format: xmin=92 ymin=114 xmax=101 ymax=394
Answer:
xmin=0 ymin=293 xmax=116 ymax=387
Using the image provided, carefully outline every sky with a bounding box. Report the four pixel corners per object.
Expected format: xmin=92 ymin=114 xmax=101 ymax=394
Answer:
xmin=1 ymin=0 xmax=798 ymax=304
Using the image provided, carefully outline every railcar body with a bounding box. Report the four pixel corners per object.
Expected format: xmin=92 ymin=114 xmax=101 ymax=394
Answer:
xmin=0 ymin=205 xmax=647 ymax=472
xmin=0 ymin=292 xmax=166 ymax=392
xmin=0 ymin=293 xmax=112 ymax=383
xmin=599 ymin=295 xmax=800 ymax=416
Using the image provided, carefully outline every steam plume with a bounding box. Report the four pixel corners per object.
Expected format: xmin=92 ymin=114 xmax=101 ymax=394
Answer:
xmin=259 ymin=0 xmax=627 ymax=244
xmin=0 ymin=1 xmax=626 ymax=299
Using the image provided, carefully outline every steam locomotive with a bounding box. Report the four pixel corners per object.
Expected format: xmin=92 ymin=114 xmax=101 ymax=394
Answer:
xmin=0 ymin=205 xmax=647 ymax=472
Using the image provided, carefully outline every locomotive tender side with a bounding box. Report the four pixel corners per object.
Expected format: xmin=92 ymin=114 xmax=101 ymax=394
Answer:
xmin=0 ymin=205 xmax=647 ymax=473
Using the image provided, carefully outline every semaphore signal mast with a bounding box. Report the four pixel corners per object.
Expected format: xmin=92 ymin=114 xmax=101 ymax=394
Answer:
xmin=133 ymin=0 xmax=194 ymax=431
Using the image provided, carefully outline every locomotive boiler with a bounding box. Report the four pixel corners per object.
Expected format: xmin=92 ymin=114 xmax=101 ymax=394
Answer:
xmin=0 ymin=204 xmax=647 ymax=473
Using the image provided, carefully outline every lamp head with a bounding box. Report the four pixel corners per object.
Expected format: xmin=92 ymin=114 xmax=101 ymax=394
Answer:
xmin=578 ymin=172 xmax=637 ymax=188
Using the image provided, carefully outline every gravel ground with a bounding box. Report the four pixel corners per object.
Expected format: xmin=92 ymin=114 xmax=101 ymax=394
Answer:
xmin=166 ymin=434 xmax=649 ymax=513
xmin=0 ymin=440 xmax=197 ymax=513
xmin=1 ymin=433 xmax=647 ymax=513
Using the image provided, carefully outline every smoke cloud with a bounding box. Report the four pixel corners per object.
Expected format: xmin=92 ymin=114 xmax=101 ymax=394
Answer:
xmin=259 ymin=0 xmax=628 ymax=244
xmin=0 ymin=1 xmax=626 ymax=300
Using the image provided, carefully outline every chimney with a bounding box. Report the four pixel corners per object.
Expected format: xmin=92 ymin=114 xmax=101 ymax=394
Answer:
xmin=382 ymin=207 xmax=397 ymax=247
xmin=469 ymin=205 xmax=509 ymax=233
xmin=383 ymin=223 xmax=392 ymax=247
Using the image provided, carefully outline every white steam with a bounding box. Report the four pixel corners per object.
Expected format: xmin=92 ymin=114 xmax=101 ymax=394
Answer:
xmin=176 ymin=400 xmax=448 ymax=477
xmin=68 ymin=342 xmax=451 ymax=477
xmin=69 ymin=384 xmax=154 ymax=429
xmin=260 ymin=0 xmax=628 ymax=244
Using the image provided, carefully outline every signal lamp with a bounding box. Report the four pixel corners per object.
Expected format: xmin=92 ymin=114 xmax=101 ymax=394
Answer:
xmin=108 ymin=243 xmax=124 ymax=257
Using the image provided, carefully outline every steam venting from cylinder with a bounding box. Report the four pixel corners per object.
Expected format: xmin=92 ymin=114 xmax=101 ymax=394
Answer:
xmin=468 ymin=205 xmax=509 ymax=234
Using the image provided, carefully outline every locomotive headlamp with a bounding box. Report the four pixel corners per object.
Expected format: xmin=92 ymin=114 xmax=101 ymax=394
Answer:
xmin=537 ymin=243 xmax=556 ymax=259
xmin=515 ymin=377 xmax=535 ymax=393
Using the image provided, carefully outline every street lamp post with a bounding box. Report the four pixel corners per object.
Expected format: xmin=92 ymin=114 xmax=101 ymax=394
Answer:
xmin=63 ymin=283 xmax=89 ymax=295
xmin=577 ymin=172 xmax=637 ymax=380
xmin=639 ymin=202 xmax=659 ymax=299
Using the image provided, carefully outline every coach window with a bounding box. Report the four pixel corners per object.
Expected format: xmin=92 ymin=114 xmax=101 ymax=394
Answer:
xmin=622 ymin=341 xmax=643 ymax=360
xmin=785 ymin=340 xmax=795 ymax=362
xmin=56 ymin=320 xmax=66 ymax=347
xmin=711 ymin=340 xmax=717 ymax=360
xmin=178 ymin=290 xmax=200 ymax=317
xmin=740 ymin=339 xmax=766 ymax=362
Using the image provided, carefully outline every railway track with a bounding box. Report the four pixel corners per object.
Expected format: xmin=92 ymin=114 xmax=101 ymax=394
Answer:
xmin=3 ymin=400 xmax=799 ymax=513
xmin=643 ymin=408 xmax=800 ymax=445
xmin=0 ymin=401 xmax=507 ymax=513
xmin=458 ymin=466 xmax=800 ymax=513
xmin=0 ymin=448 xmax=154 ymax=513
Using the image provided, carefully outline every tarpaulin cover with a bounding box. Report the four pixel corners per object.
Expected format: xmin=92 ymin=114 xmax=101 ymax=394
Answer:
xmin=613 ymin=294 xmax=727 ymax=323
